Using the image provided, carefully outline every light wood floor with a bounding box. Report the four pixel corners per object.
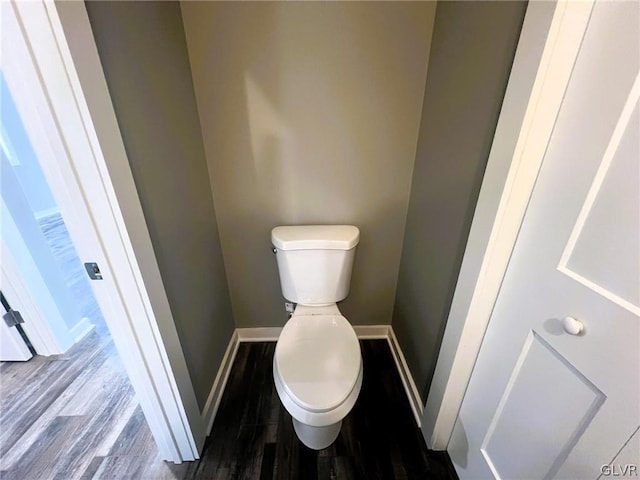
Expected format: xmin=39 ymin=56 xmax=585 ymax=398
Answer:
xmin=1 ymin=212 xmax=171 ymax=478
xmin=0 ymin=330 xmax=175 ymax=479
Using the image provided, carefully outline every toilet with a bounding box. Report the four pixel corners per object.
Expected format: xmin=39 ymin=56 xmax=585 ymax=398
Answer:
xmin=271 ymin=225 xmax=362 ymax=450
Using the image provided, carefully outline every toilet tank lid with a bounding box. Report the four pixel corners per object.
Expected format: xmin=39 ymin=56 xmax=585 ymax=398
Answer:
xmin=272 ymin=225 xmax=359 ymax=251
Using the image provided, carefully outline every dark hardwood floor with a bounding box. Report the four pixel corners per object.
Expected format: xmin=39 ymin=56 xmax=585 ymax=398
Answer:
xmin=167 ymin=340 xmax=458 ymax=480
xmin=1 ymin=336 xmax=458 ymax=479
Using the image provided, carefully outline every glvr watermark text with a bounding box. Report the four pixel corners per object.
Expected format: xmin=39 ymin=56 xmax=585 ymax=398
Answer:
xmin=601 ymin=464 xmax=638 ymax=477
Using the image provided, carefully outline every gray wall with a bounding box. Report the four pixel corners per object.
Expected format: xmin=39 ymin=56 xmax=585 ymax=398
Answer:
xmin=392 ymin=1 xmax=528 ymax=402
xmin=85 ymin=1 xmax=234 ymax=410
xmin=181 ymin=2 xmax=436 ymax=328
xmin=84 ymin=0 xmax=526 ymax=413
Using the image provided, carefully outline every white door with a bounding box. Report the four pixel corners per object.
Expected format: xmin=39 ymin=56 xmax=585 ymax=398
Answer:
xmin=0 ymin=293 xmax=33 ymax=361
xmin=449 ymin=2 xmax=639 ymax=479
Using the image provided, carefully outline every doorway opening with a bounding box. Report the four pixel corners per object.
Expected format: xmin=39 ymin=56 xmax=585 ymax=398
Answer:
xmin=0 ymin=71 xmax=163 ymax=477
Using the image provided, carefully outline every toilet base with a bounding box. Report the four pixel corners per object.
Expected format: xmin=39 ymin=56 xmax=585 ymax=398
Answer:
xmin=292 ymin=418 xmax=342 ymax=450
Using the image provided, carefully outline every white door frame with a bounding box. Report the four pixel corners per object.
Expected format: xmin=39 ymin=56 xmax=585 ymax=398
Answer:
xmin=423 ymin=0 xmax=595 ymax=449
xmin=3 ymin=1 xmax=205 ymax=462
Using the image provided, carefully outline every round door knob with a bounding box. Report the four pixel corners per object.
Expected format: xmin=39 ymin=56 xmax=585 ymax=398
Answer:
xmin=562 ymin=316 xmax=584 ymax=335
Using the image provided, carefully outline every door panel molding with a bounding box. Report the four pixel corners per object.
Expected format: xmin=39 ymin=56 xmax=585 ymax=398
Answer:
xmin=423 ymin=0 xmax=595 ymax=449
xmin=558 ymin=75 xmax=640 ymax=315
xmin=446 ymin=0 xmax=639 ymax=476
xmin=480 ymin=331 xmax=605 ymax=480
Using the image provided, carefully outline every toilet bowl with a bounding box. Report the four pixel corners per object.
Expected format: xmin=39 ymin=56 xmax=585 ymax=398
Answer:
xmin=273 ymin=304 xmax=362 ymax=450
xmin=271 ymin=225 xmax=362 ymax=449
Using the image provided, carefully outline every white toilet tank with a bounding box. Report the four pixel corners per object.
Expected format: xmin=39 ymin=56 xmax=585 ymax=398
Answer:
xmin=271 ymin=225 xmax=359 ymax=305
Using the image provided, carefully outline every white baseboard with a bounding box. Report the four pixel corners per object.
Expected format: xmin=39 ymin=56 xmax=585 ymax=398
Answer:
xmin=237 ymin=327 xmax=282 ymax=342
xmin=201 ymin=330 xmax=239 ymax=435
xmin=70 ymin=317 xmax=94 ymax=343
xmin=352 ymin=325 xmax=389 ymax=339
xmin=202 ymin=323 xmax=424 ymax=435
xmin=387 ymin=326 xmax=424 ymax=427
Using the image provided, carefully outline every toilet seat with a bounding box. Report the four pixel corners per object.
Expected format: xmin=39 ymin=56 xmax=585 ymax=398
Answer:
xmin=275 ymin=313 xmax=361 ymax=413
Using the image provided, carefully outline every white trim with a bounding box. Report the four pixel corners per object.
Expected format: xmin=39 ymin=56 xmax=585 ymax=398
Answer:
xmin=422 ymin=0 xmax=594 ymax=450
xmin=52 ymin=0 xmax=203 ymax=459
xmin=202 ymin=330 xmax=240 ymax=435
xmin=0 ymin=241 xmax=63 ymax=356
xmin=387 ymin=326 xmax=424 ymax=427
xmin=5 ymin=0 xmax=203 ymax=462
xmin=202 ymin=325 xmax=423 ymax=434
xmin=48 ymin=1 xmax=205 ymax=459
xmin=70 ymin=317 xmax=95 ymax=343
xmin=237 ymin=327 xmax=283 ymax=342
xmin=353 ymin=324 xmax=389 ymax=339
xmin=235 ymin=325 xmax=393 ymax=341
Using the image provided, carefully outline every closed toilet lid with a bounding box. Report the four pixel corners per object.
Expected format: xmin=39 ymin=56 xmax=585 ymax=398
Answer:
xmin=275 ymin=314 xmax=361 ymax=413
